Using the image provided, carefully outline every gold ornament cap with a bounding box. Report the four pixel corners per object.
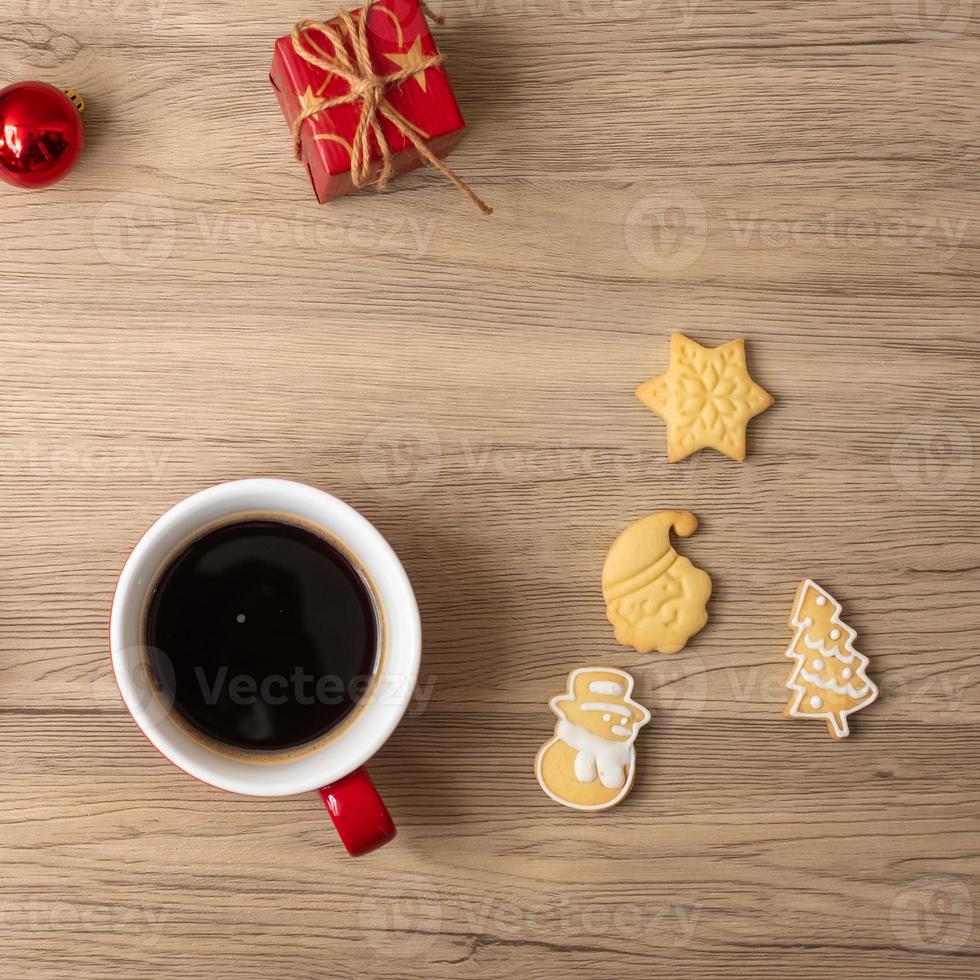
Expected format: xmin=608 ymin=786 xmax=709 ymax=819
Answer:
xmin=63 ymin=89 xmax=85 ymax=114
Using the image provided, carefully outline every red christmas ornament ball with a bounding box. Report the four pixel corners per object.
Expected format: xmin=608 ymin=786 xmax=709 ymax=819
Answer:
xmin=0 ymin=81 xmax=84 ymax=189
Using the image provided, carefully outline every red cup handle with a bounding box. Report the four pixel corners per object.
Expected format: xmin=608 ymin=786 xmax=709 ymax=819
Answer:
xmin=319 ymin=766 xmax=396 ymax=856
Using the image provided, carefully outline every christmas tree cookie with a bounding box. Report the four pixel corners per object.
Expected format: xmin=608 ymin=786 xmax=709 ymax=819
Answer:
xmin=536 ymin=668 xmax=651 ymax=811
xmin=784 ymin=580 xmax=878 ymax=739
xmin=636 ymin=333 xmax=774 ymax=462
xmin=603 ymin=511 xmax=712 ymax=654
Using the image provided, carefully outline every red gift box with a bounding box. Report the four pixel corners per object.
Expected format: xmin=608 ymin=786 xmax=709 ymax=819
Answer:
xmin=271 ymin=0 xmax=486 ymax=210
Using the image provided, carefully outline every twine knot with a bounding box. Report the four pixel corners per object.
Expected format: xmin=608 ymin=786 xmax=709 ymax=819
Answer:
xmin=290 ymin=1 xmax=491 ymax=214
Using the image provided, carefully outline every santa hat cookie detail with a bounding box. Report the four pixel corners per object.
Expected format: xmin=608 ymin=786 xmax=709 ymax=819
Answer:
xmin=784 ymin=580 xmax=878 ymax=739
xmin=536 ymin=668 xmax=651 ymax=811
xmin=602 ymin=511 xmax=712 ymax=654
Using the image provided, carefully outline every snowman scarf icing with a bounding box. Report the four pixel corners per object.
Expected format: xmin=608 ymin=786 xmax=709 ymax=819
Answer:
xmin=556 ymin=719 xmax=631 ymax=789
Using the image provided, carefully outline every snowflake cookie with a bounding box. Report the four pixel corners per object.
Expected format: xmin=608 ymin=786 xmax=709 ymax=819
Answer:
xmin=636 ymin=333 xmax=774 ymax=462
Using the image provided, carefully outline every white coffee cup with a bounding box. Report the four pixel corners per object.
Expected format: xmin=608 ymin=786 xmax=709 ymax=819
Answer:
xmin=110 ymin=478 xmax=420 ymax=855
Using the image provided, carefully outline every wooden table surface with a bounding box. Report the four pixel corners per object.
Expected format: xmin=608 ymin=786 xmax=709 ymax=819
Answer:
xmin=1 ymin=1 xmax=978 ymax=977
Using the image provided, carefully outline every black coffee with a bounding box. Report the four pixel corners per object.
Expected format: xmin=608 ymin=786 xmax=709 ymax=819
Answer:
xmin=145 ymin=518 xmax=378 ymax=752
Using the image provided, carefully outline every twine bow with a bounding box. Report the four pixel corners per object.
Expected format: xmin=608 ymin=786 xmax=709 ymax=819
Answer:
xmin=291 ymin=2 xmax=491 ymax=215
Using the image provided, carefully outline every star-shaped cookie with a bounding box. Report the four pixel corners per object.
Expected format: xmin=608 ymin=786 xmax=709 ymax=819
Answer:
xmin=636 ymin=333 xmax=774 ymax=462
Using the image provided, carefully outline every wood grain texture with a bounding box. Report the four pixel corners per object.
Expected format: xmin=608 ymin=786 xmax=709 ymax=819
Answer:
xmin=1 ymin=0 xmax=978 ymax=976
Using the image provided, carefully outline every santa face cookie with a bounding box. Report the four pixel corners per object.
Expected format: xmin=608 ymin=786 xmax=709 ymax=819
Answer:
xmin=535 ymin=668 xmax=651 ymax=811
xmin=602 ymin=511 xmax=712 ymax=654
xmin=784 ymin=580 xmax=878 ymax=739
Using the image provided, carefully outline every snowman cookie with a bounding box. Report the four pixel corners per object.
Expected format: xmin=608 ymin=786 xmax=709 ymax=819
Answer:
xmin=535 ymin=668 xmax=651 ymax=811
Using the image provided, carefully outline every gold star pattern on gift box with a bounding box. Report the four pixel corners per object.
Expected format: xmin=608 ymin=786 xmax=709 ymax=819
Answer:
xmin=384 ymin=36 xmax=431 ymax=92
xmin=298 ymin=85 xmax=322 ymax=114
xmin=636 ymin=333 xmax=774 ymax=462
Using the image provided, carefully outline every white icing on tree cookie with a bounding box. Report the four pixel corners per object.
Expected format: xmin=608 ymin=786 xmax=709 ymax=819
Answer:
xmin=784 ymin=580 xmax=878 ymax=739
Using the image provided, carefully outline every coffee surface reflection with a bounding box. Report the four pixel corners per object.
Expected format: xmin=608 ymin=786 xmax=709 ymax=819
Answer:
xmin=145 ymin=519 xmax=378 ymax=752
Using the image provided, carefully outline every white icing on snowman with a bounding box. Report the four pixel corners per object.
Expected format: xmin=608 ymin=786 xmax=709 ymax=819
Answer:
xmin=556 ymin=719 xmax=631 ymax=788
xmin=582 ymin=702 xmax=632 ymax=716
xmin=536 ymin=667 xmax=652 ymax=812
xmin=589 ymin=680 xmax=625 ymax=696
